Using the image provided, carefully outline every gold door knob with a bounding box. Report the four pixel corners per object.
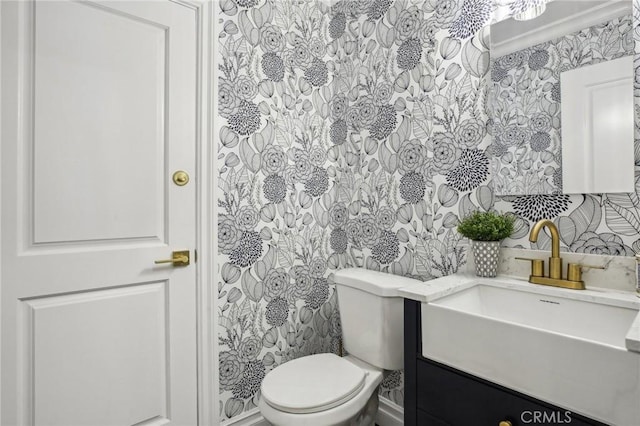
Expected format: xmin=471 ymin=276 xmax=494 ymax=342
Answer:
xmin=155 ymin=250 xmax=190 ymax=266
xmin=173 ymin=170 xmax=189 ymax=186
xmin=499 ymin=421 xmax=513 ymax=426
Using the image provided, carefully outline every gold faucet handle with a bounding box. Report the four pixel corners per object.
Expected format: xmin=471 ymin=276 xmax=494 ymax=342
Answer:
xmin=515 ymin=257 xmax=544 ymax=277
xmin=567 ymin=263 xmax=606 ymax=282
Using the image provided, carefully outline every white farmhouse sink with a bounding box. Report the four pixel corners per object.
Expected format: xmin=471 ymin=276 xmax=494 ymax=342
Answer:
xmin=421 ymin=280 xmax=640 ymax=425
xmin=433 ymin=284 xmax=636 ymax=348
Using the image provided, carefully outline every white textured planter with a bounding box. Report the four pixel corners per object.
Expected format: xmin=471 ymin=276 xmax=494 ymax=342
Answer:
xmin=471 ymin=240 xmax=501 ymax=277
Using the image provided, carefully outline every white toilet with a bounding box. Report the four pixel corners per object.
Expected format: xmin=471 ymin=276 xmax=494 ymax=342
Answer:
xmin=258 ymin=268 xmax=412 ymax=426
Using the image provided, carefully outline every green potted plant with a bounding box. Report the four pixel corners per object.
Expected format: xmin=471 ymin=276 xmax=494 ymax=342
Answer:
xmin=457 ymin=211 xmax=515 ymax=277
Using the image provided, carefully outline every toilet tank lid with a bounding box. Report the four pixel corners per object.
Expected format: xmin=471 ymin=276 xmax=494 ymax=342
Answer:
xmin=333 ymin=268 xmax=420 ymax=297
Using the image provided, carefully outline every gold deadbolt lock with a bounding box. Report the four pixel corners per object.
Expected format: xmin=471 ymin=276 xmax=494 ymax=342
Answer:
xmin=155 ymin=250 xmax=190 ymax=266
xmin=173 ymin=170 xmax=189 ymax=186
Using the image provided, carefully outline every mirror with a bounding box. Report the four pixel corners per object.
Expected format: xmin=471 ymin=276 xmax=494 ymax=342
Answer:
xmin=488 ymin=0 xmax=634 ymax=196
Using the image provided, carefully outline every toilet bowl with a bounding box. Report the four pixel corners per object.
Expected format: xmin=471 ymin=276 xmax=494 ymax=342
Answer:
xmin=258 ymin=268 xmax=411 ymax=426
xmin=258 ymin=354 xmax=383 ymax=426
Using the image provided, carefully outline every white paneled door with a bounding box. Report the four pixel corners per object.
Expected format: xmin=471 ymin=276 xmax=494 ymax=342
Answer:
xmin=1 ymin=1 xmax=200 ymax=425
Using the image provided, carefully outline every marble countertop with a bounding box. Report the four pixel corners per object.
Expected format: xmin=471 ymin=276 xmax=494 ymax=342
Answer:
xmin=398 ymin=273 xmax=640 ymax=353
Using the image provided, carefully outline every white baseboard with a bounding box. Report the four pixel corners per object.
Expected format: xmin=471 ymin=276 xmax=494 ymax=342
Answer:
xmin=223 ymin=397 xmax=404 ymax=426
xmin=376 ymin=397 xmax=404 ymax=426
xmin=224 ymin=409 xmax=269 ymax=426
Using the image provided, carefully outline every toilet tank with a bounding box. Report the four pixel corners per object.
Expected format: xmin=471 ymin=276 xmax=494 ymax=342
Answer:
xmin=334 ymin=268 xmax=417 ymax=370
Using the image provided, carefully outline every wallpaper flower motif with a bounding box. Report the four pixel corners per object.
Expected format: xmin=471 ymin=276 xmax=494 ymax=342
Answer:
xmin=489 ymin=14 xmax=634 ymax=195
xmin=217 ymin=0 xmax=640 ymax=422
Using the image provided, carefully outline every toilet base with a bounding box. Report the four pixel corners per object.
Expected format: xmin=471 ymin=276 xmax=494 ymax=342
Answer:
xmin=348 ymin=390 xmax=378 ymax=426
xmin=260 ymin=386 xmax=380 ymax=426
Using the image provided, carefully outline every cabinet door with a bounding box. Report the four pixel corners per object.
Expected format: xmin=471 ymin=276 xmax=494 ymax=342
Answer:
xmin=418 ymin=409 xmax=450 ymax=426
xmin=416 ymin=359 xmax=603 ymax=426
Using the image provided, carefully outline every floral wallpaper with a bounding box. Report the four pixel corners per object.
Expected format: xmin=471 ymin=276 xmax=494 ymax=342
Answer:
xmin=216 ymin=0 xmax=640 ymax=423
xmin=489 ymin=13 xmax=634 ymax=195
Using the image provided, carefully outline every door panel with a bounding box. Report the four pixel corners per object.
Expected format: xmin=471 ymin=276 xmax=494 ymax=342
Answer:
xmin=561 ymin=55 xmax=635 ymax=194
xmin=27 ymin=283 xmax=168 ymax=426
xmin=1 ymin=1 xmax=199 ymax=425
xmin=33 ymin=1 xmax=167 ymax=244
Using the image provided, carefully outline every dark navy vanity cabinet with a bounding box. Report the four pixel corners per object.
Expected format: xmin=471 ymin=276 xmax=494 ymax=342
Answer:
xmin=403 ymin=300 xmax=608 ymax=426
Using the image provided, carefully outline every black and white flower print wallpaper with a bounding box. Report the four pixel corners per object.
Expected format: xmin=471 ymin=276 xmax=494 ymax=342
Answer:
xmin=217 ymin=0 xmax=640 ymax=422
xmin=489 ymin=14 xmax=634 ymax=195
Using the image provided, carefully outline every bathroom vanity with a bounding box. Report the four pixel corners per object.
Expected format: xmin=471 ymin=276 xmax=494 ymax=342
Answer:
xmin=400 ymin=273 xmax=640 ymax=426
xmin=404 ymin=299 xmax=606 ymax=426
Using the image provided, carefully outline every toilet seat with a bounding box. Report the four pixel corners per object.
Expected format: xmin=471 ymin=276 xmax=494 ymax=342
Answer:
xmin=261 ymin=353 xmax=367 ymax=414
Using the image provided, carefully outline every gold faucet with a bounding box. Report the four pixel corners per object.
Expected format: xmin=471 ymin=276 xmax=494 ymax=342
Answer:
xmin=517 ymin=219 xmax=604 ymax=290
xmin=530 ymin=219 xmax=562 ymax=280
